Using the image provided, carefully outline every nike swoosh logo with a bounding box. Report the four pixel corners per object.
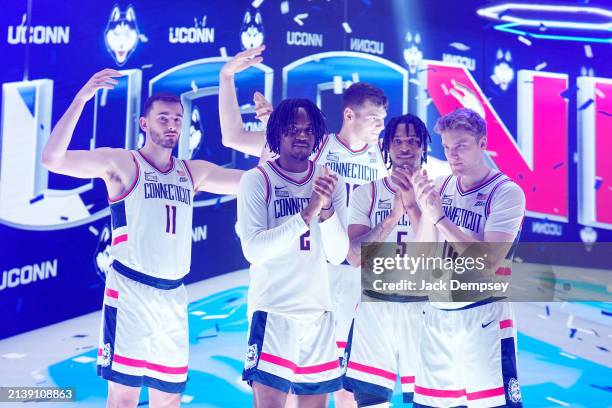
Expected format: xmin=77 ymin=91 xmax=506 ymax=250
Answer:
xmin=482 ymin=320 xmax=495 ymax=328
xmin=379 ymin=198 xmax=391 ymax=203
xmin=274 ymin=186 xmax=287 ymax=190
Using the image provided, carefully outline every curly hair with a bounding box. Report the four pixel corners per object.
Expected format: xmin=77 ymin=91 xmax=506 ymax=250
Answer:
xmin=266 ymin=99 xmax=327 ymax=156
xmin=381 ymin=113 xmax=431 ymax=169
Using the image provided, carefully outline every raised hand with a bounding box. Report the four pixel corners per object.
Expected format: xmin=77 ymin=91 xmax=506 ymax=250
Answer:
xmin=220 ymin=45 xmax=265 ymax=78
xmin=449 ymin=79 xmax=486 ymax=119
xmin=391 ymin=167 xmax=418 ymax=211
xmin=253 ymin=91 xmax=273 ymax=126
xmin=75 ymin=69 xmax=122 ymax=103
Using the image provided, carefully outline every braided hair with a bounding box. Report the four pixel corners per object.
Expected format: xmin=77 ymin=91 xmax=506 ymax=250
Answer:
xmin=381 ymin=113 xmax=431 ymax=169
xmin=266 ymin=99 xmax=327 ymax=156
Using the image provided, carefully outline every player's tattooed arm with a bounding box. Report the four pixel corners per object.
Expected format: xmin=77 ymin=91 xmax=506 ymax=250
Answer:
xmin=184 ymin=159 xmax=244 ymax=195
xmin=219 ymin=45 xmax=267 ymax=156
xmin=41 ymin=69 xmax=135 ymax=186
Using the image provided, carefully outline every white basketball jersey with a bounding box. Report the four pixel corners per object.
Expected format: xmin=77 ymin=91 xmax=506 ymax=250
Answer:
xmin=312 ymin=133 xmax=389 ymax=210
xmin=242 ymin=160 xmax=346 ymax=315
xmin=432 ymin=171 xmax=525 ymax=309
xmin=109 ymin=151 xmax=194 ymax=281
xmin=350 ymin=177 xmax=416 ymax=244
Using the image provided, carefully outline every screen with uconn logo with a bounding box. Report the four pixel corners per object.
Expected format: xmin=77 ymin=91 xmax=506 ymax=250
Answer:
xmin=1 ymin=0 xmax=610 ymax=338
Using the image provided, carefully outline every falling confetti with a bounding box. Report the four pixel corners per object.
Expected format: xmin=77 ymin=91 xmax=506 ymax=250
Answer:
xmin=584 ymin=44 xmax=593 ymax=58
xmin=293 ymin=13 xmax=308 ymax=26
xmin=351 ymin=72 xmax=360 ymax=83
xmin=449 ymin=42 xmax=470 ymax=51
xmin=342 ymin=22 xmax=352 ymax=33
xmin=251 ymin=0 xmax=264 ymax=8
xmin=280 ymin=1 xmax=289 ymax=14
xmin=441 ymin=83 xmax=449 ymax=96
xmin=535 ymin=62 xmax=547 ymax=71
xmin=141 ymin=64 xmax=153 ymax=69
xmin=552 ymin=162 xmax=564 ymax=169
xmin=190 ymin=81 xmax=198 ymax=92
xmin=409 ymin=78 xmax=422 ymax=86
xmin=219 ymin=47 xmax=227 ymax=57
xmin=89 ymin=226 xmax=99 ymax=236
xmin=518 ymin=35 xmax=532 ymax=46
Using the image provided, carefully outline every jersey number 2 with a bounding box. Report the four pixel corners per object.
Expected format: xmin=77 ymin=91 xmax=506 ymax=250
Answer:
xmin=166 ymin=205 xmax=177 ymax=234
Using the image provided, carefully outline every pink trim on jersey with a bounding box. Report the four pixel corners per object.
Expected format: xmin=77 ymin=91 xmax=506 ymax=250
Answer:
xmin=348 ymin=361 xmax=397 ymax=382
xmin=456 ymin=172 xmax=503 ymax=195
xmin=485 ymin=179 xmax=512 ymax=218
xmin=414 ymin=385 xmax=465 ymax=398
xmin=311 ymin=134 xmax=331 ymax=163
xmin=182 ymin=160 xmax=196 ymax=190
xmin=255 ymin=166 xmax=271 ymax=206
xmin=467 ymin=387 xmax=505 ymax=400
xmin=112 ymin=234 xmax=128 ymax=246
xmin=383 ymin=177 xmax=397 ymax=194
xmin=401 ymin=376 xmax=416 ymax=384
xmin=438 ymin=175 xmax=453 ymax=195
xmin=107 ymin=352 xmax=189 ymax=374
xmin=268 ymin=160 xmax=314 ymax=185
xmin=335 ymin=134 xmax=368 ymax=154
xmin=105 ymin=288 xmax=119 ymax=299
xmin=259 ymin=352 xmax=339 ymax=374
xmin=136 ymin=150 xmax=175 ymax=174
xmin=108 ymin=153 xmax=140 ymax=203
xmin=500 ymin=319 xmax=514 ymax=329
xmin=336 ymin=341 xmax=347 ymax=349
xmin=368 ymin=183 xmax=377 ymax=219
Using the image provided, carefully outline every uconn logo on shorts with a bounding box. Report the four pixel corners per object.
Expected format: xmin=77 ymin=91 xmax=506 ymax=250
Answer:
xmin=508 ymin=378 xmax=522 ymax=403
xmin=245 ymin=343 xmax=259 ymax=369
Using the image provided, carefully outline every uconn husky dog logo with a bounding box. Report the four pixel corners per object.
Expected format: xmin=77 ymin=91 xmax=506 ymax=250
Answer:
xmin=104 ymin=5 xmax=141 ymax=66
xmin=240 ymin=8 xmax=264 ymax=50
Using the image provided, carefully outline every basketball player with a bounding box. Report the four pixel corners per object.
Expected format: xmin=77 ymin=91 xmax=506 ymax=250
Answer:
xmin=342 ymin=114 xmax=430 ymax=407
xmin=410 ymin=108 xmax=525 ymax=407
xmin=237 ymin=98 xmax=350 ymax=408
xmin=41 ymin=69 xmax=246 ymax=408
xmin=221 ymin=48 xmax=389 ymax=407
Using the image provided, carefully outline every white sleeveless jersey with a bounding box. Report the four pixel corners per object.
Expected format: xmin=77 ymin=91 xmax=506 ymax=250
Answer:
xmin=238 ymin=160 xmax=347 ymax=315
xmin=432 ymin=171 xmax=525 ymax=309
xmin=109 ymin=151 xmax=195 ymax=281
xmin=312 ymin=133 xmax=389 ymax=210
xmin=350 ymin=177 xmax=416 ymax=244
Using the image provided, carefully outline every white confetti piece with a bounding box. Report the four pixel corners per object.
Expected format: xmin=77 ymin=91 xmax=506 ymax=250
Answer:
xmin=190 ymin=311 xmax=206 ymax=316
xmin=72 ymin=356 xmax=96 ymax=364
xmin=333 ymin=75 xmax=344 ymax=94
xmin=546 ymin=397 xmax=570 ymax=407
xmin=584 ymin=44 xmax=593 ymax=58
xmin=219 ymin=47 xmax=227 ymax=57
xmin=89 ymin=226 xmax=99 ymax=236
xmin=441 ymin=83 xmax=449 ymax=96
xmin=280 ymin=1 xmax=289 ymax=14
xmin=181 ymin=395 xmax=195 ymax=403
xmin=535 ymin=62 xmax=547 ymax=71
xmin=595 ymin=88 xmax=605 ymax=98
xmin=518 ymin=35 xmax=532 ymax=46
xmin=202 ymin=314 xmax=230 ymax=319
xmin=409 ymin=78 xmax=422 ymax=86
xmin=424 ymin=97 xmax=433 ymax=107
xmin=351 ymin=72 xmax=359 ymax=83
xmin=141 ymin=64 xmax=153 ymax=69
xmin=2 ymin=353 xmax=27 ymax=359
xmin=139 ymin=34 xmax=148 ymax=43
xmin=190 ymin=81 xmax=198 ymax=92
xmin=559 ymin=352 xmax=576 ymax=360
xmin=342 ymin=22 xmax=352 ymax=33
xmin=449 ymin=42 xmax=470 ymax=51
xmin=251 ymin=0 xmax=264 ymax=8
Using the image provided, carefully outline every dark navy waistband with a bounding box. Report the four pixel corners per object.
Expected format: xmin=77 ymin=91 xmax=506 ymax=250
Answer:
xmin=363 ymin=290 xmax=428 ymax=303
xmin=437 ymin=296 xmax=506 ymax=311
xmin=112 ymin=261 xmax=184 ymax=290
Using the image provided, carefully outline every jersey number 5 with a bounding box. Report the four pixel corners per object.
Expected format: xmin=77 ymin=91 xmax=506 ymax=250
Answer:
xmin=165 ymin=205 xmax=177 ymax=234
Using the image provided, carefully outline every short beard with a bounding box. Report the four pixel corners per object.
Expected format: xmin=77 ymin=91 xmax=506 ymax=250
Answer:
xmin=150 ymin=130 xmax=177 ymax=149
xmin=289 ymin=150 xmax=310 ymax=162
